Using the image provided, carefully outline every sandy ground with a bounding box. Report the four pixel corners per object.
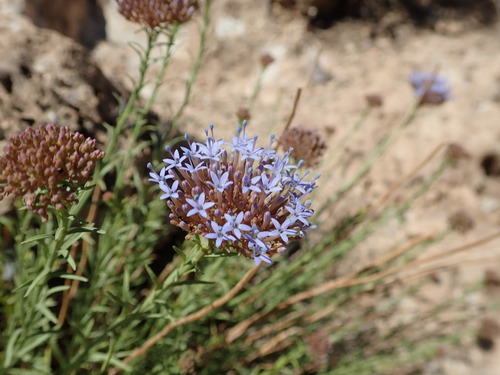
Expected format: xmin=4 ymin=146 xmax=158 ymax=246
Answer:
xmin=3 ymin=0 xmax=500 ymax=372
xmin=97 ymin=2 xmax=500 ymax=372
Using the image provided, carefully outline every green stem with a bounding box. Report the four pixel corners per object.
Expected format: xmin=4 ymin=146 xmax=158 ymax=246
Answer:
xmin=170 ymin=0 xmax=210 ymax=130
xmin=161 ymin=240 xmax=206 ymax=289
xmin=143 ymin=25 xmax=180 ymax=116
xmin=248 ymin=66 xmax=265 ymax=112
xmin=104 ymin=27 xmax=159 ymax=163
xmin=115 ymin=26 xmax=180 ymax=192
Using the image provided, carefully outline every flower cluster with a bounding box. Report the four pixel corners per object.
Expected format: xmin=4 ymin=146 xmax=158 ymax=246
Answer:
xmin=410 ymin=71 xmax=451 ymax=105
xmin=149 ymin=123 xmax=319 ymax=265
xmin=116 ymin=0 xmax=198 ymax=27
xmin=0 ymin=124 xmax=105 ymax=221
xmin=278 ymin=126 xmax=327 ymax=168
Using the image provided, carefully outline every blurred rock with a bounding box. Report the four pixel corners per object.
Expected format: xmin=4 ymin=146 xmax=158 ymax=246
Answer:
xmin=477 ymin=317 xmax=500 ymax=351
xmin=23 ymin=0 xmax=106 ymax=49
xmin=0 ymin=15 xmax=121 ymax=141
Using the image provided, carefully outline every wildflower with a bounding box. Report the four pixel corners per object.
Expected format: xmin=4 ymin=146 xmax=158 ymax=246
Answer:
xmin=186 ymin=192 xmax=215 ymax=218
xmin=278 ymin=126 xmax=327 ymax=168
xmin=410 ymin=71 xmax=451 ymax=104
xmin=116 ymin=0 xmax=198 ymax=27
xmin=0 ymin=124 xmax=105 ymax=221
xmin=205 ymin=221 xmax=236 ymax=248
xmin=149 ymin=122 xmax=319 ymax=264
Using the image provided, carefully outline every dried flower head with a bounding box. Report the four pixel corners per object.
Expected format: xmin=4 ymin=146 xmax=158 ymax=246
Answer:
xmin=477 ymin=317 xmax=500 ymax=351
xmin=278 ymin=126 xmax=327 ymax=168
xmin=446 ymin=142 xmax=470 ymax=164
xmin=236 ymin=107 xmax=251 ymax=123
xmin=485 ymin=269 xmax=500 ymax=288
xmin=260 ymin=53 xmax=275 ymax=68
xmin=0 ymin=124 xmax=105 ymax=221
xmin=149 ymin=122 xmax=319 ymax=265
xmin=448 ymin=210 xmax=475 ymax=233
xmin=410 ymin=71 xmax=451 ymax=105
xmin=116 ymin=0 xmax=198 ymax=27
xmin=365 ymin=93 xmax=384 ymax=107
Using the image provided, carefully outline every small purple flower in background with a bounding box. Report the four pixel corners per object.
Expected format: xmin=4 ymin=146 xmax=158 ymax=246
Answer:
xmin=149 ymin=122 xmax=318 ymax=265
xmin=410 ymin=71 xmax=451 ymax=105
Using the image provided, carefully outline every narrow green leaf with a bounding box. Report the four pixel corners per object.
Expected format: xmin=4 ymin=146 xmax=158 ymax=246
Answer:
xmin=24 ymin=269 xmax=49 ymax=297
xmin=173 ymin=245 xmax=187 ymax=260
xmin=59 ymin=274 xmax=88 ymax=282
xmin=4 ymin=328 xmax=22 ymax=367
xmin=68 ymin=226 xmax=105 ymax=235
xmin=35 ymin=302 xmax=58 ymax=324
xmin=47 ymin=285 xmax=70 ymax=296
xmin=66 ymin=253 xmax=77 ymax=270
xmin=60 ymin=232 xmax=86 ymax=252
xmin=21 ymin=233 xmax=54 ymax=245
xmin=171 ymin=280 xmax=215 ymax=287
xmin=17 ymin=333 xmax=52 ymax=359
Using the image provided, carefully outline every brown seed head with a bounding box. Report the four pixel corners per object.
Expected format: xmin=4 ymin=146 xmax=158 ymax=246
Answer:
xmin=365 ymin=93 xmax=384 ymax=107
xmin=260 ymin=53 xmax=275 ymax=68
xmin=448 ymin=210 xmax=475 ymax=233
xmin=278 ymin=126 xmax=327 ymax=168
xmin=0 ymin=124 xmax=105 ymax=221
xmin=446 ymin=142 xmax=470 ymax=164
xmin=236 ymin=107 xmax=251 ymax=123
xmin=116 ymin=0 xmax=198 ymax=27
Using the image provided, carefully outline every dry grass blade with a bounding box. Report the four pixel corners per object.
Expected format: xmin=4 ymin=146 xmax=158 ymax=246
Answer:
xmin=226 ymin=233 xmax=434 ymax=343
xmin=370 ymin=142 xmax=447 ymax=215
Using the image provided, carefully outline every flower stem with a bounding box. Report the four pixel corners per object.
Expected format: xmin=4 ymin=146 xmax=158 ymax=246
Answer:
xmin=104 ymin=27 xmax=159 ymax=163
xmin=170 ymin=0 xmax=210 ymax=130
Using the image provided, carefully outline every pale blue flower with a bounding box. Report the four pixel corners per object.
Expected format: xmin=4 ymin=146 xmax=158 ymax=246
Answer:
xmin=224 ymin=212 xmax=250 ymax=239
xmin=147 ymin=163 xmax=173 ymax=184
xmin=205 ymin=220 xmax=236 ymax=247
xmin=163 ymin=149 xmax=187 ymax=169
xmin=208 ymin=171 xmax=233 ymax=192
xmin=270 ymin=218 xmax=297 ymax=243
xmin=159 ymin=180 xmax=179 ymax=199
xmin=186 ymin=192 xmax=215 ymax=218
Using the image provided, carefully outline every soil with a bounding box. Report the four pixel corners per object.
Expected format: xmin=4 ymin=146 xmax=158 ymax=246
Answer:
xmin=2 ymin=0 xmax=500 ymax=373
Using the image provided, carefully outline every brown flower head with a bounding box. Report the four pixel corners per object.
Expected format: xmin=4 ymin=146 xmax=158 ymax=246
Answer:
xmin=278 ymin=126 xmax=327 ymax=168
xmin=365 ymin=93 xmax=384 ymax=107
xmin=236 ymin=106 xmax=251 ymax=123
xmin=260 ymin=53 xmax=275 ymax=68
xmin=116 ymin=0 xmax=198 ymax=27
xmin=446 ymin=142 xmax=470 ymax=164
xmin=0 ymin=124 xmax=105 ymax=221
xmin=448 ymin=210 xmax=475 ymax=233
